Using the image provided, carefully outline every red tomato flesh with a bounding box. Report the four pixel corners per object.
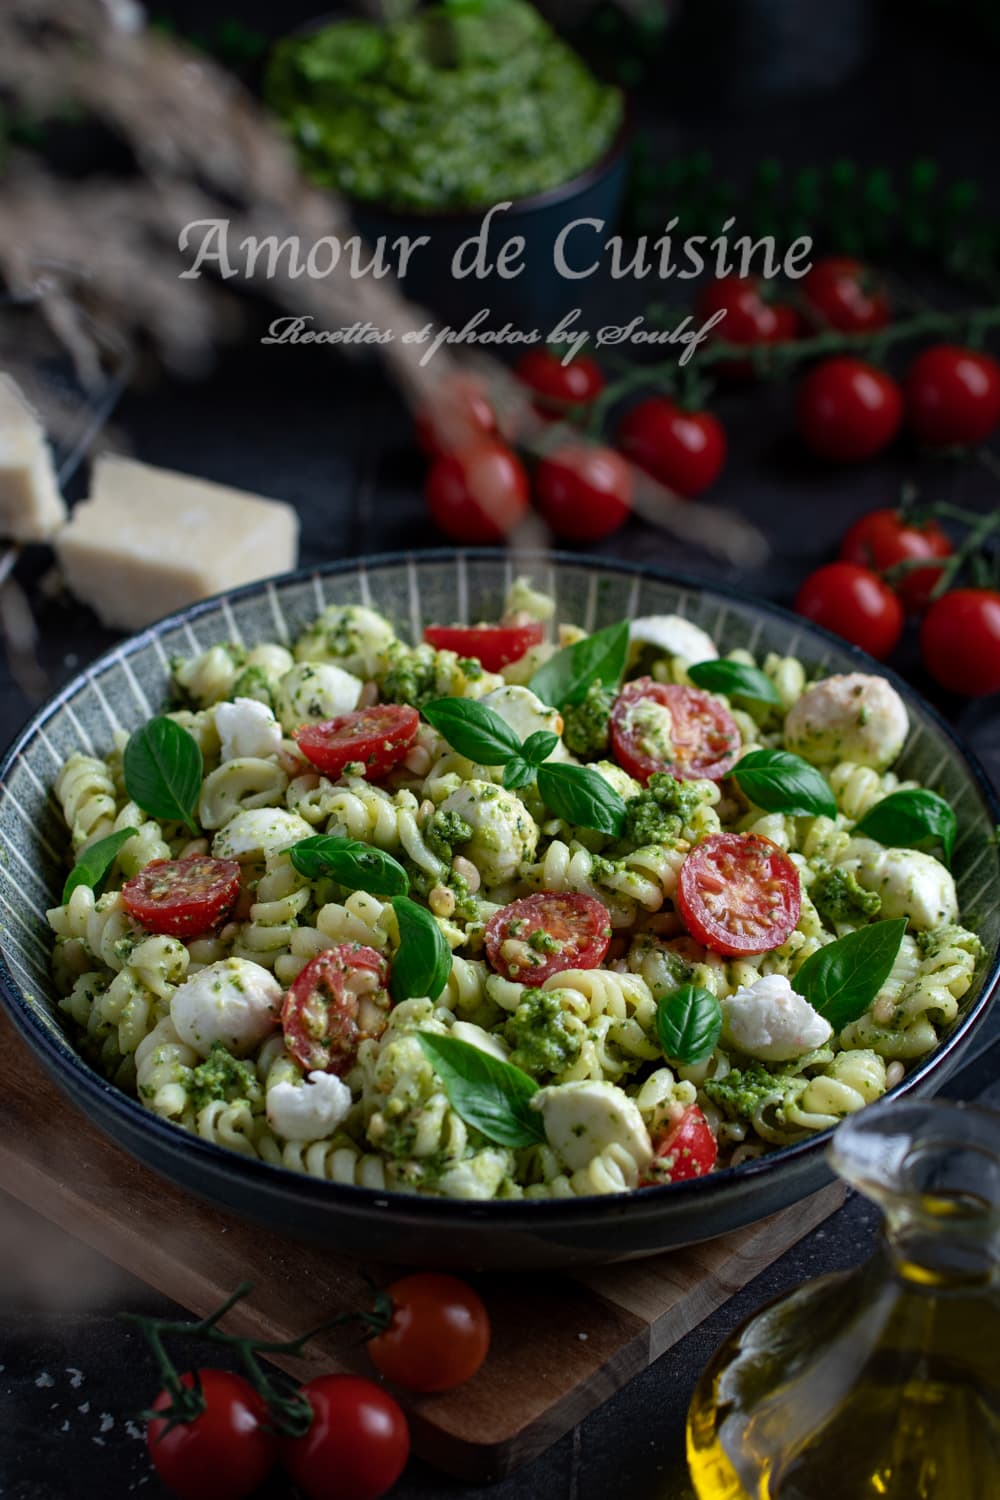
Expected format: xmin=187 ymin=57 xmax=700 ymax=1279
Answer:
xmin=677 ymin=832 xmax=802 ymax=956
xmin=282 ymin=946 xmax=391 ymax=1075
xmin=423 ymin=621 xmax=544 ymax=672
xmin=281 ymin=1374 xmax=410 ymax=1500
xmin=485 ymin=892 xmax=612 ymax=984
xmin=610 ymin=680 xmax=740 ymax=786
xmin=147 ymin=1369 xmax=277 ymax=1500
xmin=641 ymin=1105 xmax=718 ymax=1185
xmin=368 ymin=1273 xmax=490 ymax=1393
xmin=122 ymin=855 xmax=240 ymax=938
xmin=295 ymin=705 xmax=419 ymax=780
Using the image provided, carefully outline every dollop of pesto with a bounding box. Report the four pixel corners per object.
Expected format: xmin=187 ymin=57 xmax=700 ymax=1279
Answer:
xmin=188 ymin=1043 xmax=261 ymax=1111
xmin=506 ymin=988 xmax=581 ymax=1078
xmin=623 ymin=771 xmax=703 ymax=848
xmin=425 ymin=809 xmax=474 ymax=865
xmin=812 ymin=865 xmax=883 ymax=926
xmin=266 ymin=0 xmax=623 ymax=211
xmin=703 ymin=1063 xmax=794 ymax=1121
xmin=562 ymin=682 xmax=613 ymax=758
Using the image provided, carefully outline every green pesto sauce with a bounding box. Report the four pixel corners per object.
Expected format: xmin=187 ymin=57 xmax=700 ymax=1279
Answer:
xmin=562 ymin=682 xmax=613 ymax=758
xmin=188 ymin=1043 xmax=260 ymax=1110
xmin=265 ymin=0 xmax=623 ymax=211
xmin=703 ymin=1063 xmax=794 ymax=1121
xmin=506 ymin=988 xmax=581 ymax=1078
xmin=812 ymin=865 xmax=883 ymax=926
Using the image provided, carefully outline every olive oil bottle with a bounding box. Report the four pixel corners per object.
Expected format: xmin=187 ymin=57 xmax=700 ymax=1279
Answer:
xmin=686 ymin=1101 xmax=1000 ymax=1500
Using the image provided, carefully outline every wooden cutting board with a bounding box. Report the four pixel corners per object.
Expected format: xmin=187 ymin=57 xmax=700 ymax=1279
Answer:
xmin=0 ymin=1010 xmax=843 ymax=1481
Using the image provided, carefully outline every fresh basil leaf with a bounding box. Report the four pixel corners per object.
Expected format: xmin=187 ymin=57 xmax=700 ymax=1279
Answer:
xmin=530 ymin=621 xmax=629 ymax=710
xmin=792 ymin=918 xmax=907 ymax=1031
xmin=854 ymin=789 xmax=957 ymax=866
xmin=656 ymin=984 xmax=723 ymax=1066
xmin=521 ymin=730 xmax=559 ymax=766
xmin=733 ymin=749 xmax=837 ymax=818
xmin=390 ymin=894 xmax=453 ymax=1002
xmin=62 ymin=828 xmax=138 ymax=904
xmin=123 ymin=716 xmax=203 ymax=833
xmin=416 ymin=1032 xmax=545 ymax=1148
xmin=289 ymin=835 xmax=409 ymax=896
xmin=535 ymin=762 xmax=626 ymax=837
xmin=421 ymin=697 xmax=521 ymax=766
xmin=688 ymin=659 xmax=782 ymax=708
xmin=502 ymin=756 xmax=535 ymax=792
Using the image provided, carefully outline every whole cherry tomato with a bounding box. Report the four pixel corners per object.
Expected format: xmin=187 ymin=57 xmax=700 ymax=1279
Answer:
xmin=414 ymin=376 xmax=497 ymax=458
xmin=146 ymin=1370 xmax=277 ymax=1500
xmin=514 ymin=349 xmax=604 ymax=418
xmin=800 ymin=257 xmax=891 ymax=334
xmin=426 ymin=442 xmax=529 ymax=543
xmin=796 ymin=357 xmax=903 ymax=462
xmin=367 ymin=1273 xmax=491 ymax=1393
xmin=281 ymin=1375 xmax=410 ymax=1500
xmin=839 ymin=507 xmax=953 ymax=613
xmin=696 ymin=275 xmax=799 ymax=374
xmin=534 ymin=443 xmax=632 ymax=541
xmin=795 ymin=561 xmax=904 ymax=659
xmin=904 ymin=344 xmax=1000 ymax=447
xmin=920 ymin=588 xmax=1000 ymax=697
xmin=617 ymin=397 xmax=726 ymax=497
xmin=641 ymin=1106 xmax=719 ymax=1185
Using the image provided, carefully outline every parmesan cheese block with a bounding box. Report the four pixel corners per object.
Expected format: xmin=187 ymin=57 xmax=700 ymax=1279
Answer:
xmin=0 ymin=374 xmax=67 ymax=542
xmin=56 ymin=455 xmax=299 ymax=630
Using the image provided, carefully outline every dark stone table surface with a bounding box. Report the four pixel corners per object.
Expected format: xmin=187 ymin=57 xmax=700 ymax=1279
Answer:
xmin=1 ymin=5 xmax=999 ymax=1496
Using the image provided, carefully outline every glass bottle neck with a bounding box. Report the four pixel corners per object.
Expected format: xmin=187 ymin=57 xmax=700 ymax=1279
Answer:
xmin=882 ymin=1195 xmax=1000 ymax=1290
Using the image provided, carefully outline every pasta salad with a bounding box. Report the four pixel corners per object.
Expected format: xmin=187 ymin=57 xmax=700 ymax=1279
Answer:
xmin=46 ymin=579 xmax=981 ymax=1200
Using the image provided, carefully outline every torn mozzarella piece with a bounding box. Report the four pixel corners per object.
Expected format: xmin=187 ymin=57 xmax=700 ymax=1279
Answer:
xmin=480 ymin=685 xmax=567 ymax=760
xmin=266 ymin=1071 xmax=352 ymax=1141
xmin=171 ymin=958 xmax=281 ymax=1058
xmin=532 ymin=1080 xmax=653 ymax=1174
xmin=784 ymin=674 xmax=908 ymax=770
xmin=629 ymin=615 xmax=718 ymax=665
xmin=275 ymin=661 xmax=362 ymax=734
xmin=212 ymin=808 xmax=313 ymax=862
xmin=215 ymin=697 xmax=283 ymax=761
xmin=722 ymin=974 xmax=833 ymax=1062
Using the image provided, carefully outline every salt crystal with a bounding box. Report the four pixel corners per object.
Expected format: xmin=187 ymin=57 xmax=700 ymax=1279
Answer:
xmin=66 ymin=1368 xmax=85 ymax=1389
xmin=99 ymin=1413 xmax=114 ymax=1434
xmin=78 ymin=1401 xmax=90 ymax=1414
xmin=35 ymin=1372 xmax=55 ymax=1389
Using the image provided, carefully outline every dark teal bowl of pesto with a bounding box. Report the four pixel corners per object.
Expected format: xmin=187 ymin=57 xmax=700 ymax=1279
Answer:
xmin=266 ymin=1 xmax=629 ymax=322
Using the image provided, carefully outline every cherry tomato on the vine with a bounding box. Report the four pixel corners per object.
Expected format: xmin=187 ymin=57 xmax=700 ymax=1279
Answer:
xmin=796 ymin=356 xmax=903 ymax=462
xmin=426 ymin=442 xmax=529 ymax=543
xmin=795 ymin=561 xmax=904 ymax=659
xmin=695 ymin=274 xmax=799 ymax=374
xmin=146 ymin=1370 xmax=277 ymax=1500
xmin=677 ymin=833 xmax=802 ymax=957
xmin=920 ymin=588 xmax=1000 ymax=697
xmin=617 ymin=396 xmax=726 ymax=497
xmin=534 ymin=444 xmax=632 ymax=541
xmin=281 ymin=1374 xmax=410 ymax=1500
xmin=514 ymin=349 xmax=605 ymax=418
xmin=296 ymin=705 xmax=419 ymax=780
xmin=641 ymin=1106 xmax=718 ymax=1186
xmin=800 ymin=257 xmax=891 ymax=334
xmin=122 ymin=856 xmax=241 ymax=938
xmin=415 ymin=376 xmax=497 ymax=458
xmin=368 ymin=1273 xmax=491 ymax=1393
xmin=839 ymin=507 xmax=953 ymax=613
xmin=904 ymin=344 xmax=1000 ymax=447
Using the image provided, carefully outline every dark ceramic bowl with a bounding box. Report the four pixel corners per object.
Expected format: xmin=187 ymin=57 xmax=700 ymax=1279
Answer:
xmin=1 ymin=552 xmax=998 ymax=1269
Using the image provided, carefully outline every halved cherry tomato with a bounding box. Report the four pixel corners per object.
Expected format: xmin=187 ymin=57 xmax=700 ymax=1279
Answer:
xmin=641 ymin=1105 xmax=718 ymax=1186
xmin=122 ymin=855 xmax=241 ymax=938
xmin=282 ymin=947 xmax=391 ymax=1075
xmin=415 ymin=376 xmax=497 ymax=458
xmin=425 ymin=441 xmax=529 ymax=543
xmin=796 ymin=356 xmax=903 ymax=462
xmin=485 ymin=892 xmax=612 ymax=984
xmin=423 ymin=622 xmax=544 ymax=672
xmin=367 ymin=1273 xmax=490 ymax=1393
xmin=920 ymin=588 xmax=1000 ymax=697
xmin=610 ymin=680 xmax=741 ymax=786
xmin=677 ymin=832 xmax=802 ymax=956
xmin=147 ymin=1369 xmax=277 ymax=1500
xmin=281 ymin=1374 xmax=409 ymax=1500
xmin=795 ymin=561 xmax=904 ymax=659
xmin=295 ymin=705 xmax=419 ymax=781
xmin=617 ymin=396 xmax=726 ymax=497
xmin=514 ymin=349 xmax=605 ymax=418
xmin=534 ymin=444 xmax=632 ymax=542
xmin=800 ymin=257 xmax=891 ymax=334
xmin=904 ymin=344 xmax=1000 ymax=447
xmin=839 ymin=507 xmax=952 ymax=613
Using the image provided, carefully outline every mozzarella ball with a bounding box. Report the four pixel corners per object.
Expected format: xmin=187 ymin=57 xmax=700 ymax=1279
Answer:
xmin=440 ymin=780 xmax=538 ymax=885
xmin=266 ymin=1070 xmax=352 ymax=1141
xmin=721 ymin=974 xmax=833 ymax=1062
xmin=630 ymin=615 xmax=718 ymax=665
xmin=480 ymin=685 xmax=567 ymax=760
xmin=533 ymin=1080 xmax=653 ymax=1174
xmin=837 ymin=839 xmax=958 ymax=931
xmin=275 ymin=661 xmax=362 ymax=734
xmin=171 ymin=958 xmax=281 ymax=1058
xmin=212 ymin=808 xmax=313 ymax=862
xmin=293 ymin=605 xmax=396 ymax=679
xmin=215 ymin=697 xmax=283 ymax=762
xmin=784 ymin=674 xmax=908 ymax=770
